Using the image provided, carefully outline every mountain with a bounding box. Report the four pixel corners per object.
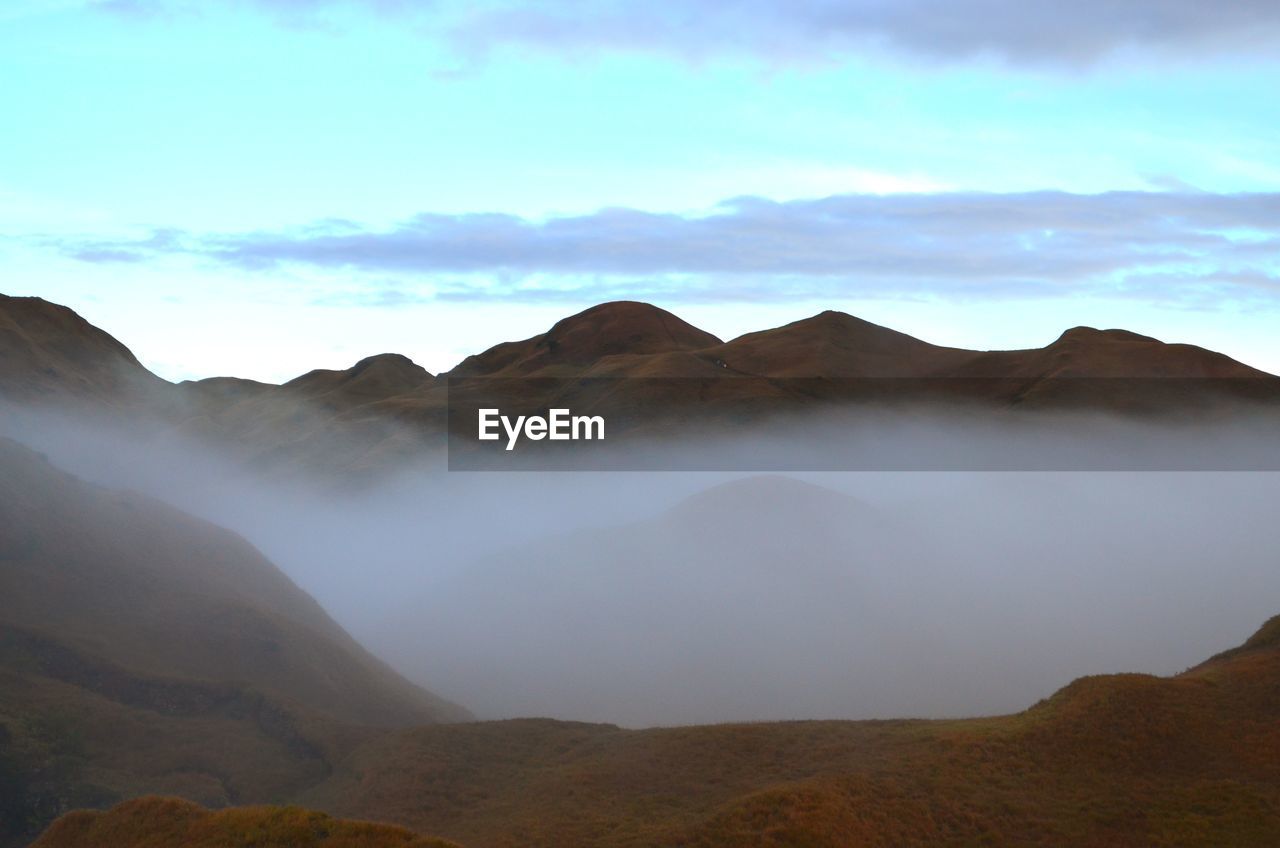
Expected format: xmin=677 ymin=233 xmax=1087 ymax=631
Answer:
xmin=708 ymin=310 xmax=975 ymax=378
xmin=176 ymin=354 xmax=444 ymax=479
xmin=450 ymin=301 xmax=723 ymax=378
xmin=281 ymin=354 xmax=434 ymax=405
xmin=0 ymin=438 xmax=467 ymax=845
xmin=383 ymin=475 xmax=924 ymax=726
xmin=957 ymin=325 xmax=1275 ymax=380
xmin=0 ymin=295 xmax=166 ymax=405
xmin=5 ymin=294 xmax=1279 ymax=476
xmin=0 ymin=437 xmax=464 ymax=727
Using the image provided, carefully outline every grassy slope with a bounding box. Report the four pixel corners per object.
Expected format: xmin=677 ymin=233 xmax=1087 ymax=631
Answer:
xmin=29 ymin=601 xmax=1269 ymax=846
xmin=0 ymin=438 xmax=466 ymax=729
xmin=298 ymin=617 xmax=1280 ymax=847
xmin=0 ymin=295 xmax=167 ymax=405
xmin=0 ymin=440 xmax=466 ymax=845
xmin=30 ymin=621 xmax=1280 ymax=847
xmin=30 ymin=797 xmax=459 ymax=848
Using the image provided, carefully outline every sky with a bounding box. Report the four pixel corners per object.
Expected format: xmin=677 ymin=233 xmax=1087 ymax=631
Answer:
xmin=2 ymin=0 xmax=1279 ymax=381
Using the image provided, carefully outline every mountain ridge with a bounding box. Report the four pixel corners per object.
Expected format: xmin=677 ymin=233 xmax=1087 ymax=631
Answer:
xmin=5 ymin=294 xmax=1279 ymax=476
xmin=7 ymin=294 xmax=1275 ymax=393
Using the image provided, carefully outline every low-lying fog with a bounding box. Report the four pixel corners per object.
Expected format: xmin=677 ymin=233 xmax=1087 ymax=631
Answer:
xmin=4 ymin=405 xmax=1279 ymax=727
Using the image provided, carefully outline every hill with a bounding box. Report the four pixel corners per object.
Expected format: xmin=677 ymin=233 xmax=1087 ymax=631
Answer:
xmin=0 ymin=295 xmax=166 ymax=405
xmin=706 ymin=309 xmax=975 ymax=378
xmin=5 ymin=294 xmax=1280 ymax=476
xmin=0 ymin=437 xmax=465 ymax=727
xmin=30 ymin=797 xmax=459 ymax=848
xmin=386 ymin=475 xmax=906 ymax=725
xmin=0 ymin=439 xmax=467 ymax=845
xmin=449 ymin=301 xmax=723 ymax=378
xmin=176 ymin=354 xmax=445 ymax=479
xmin=293 ymin=612 xmax=1280 ymax=846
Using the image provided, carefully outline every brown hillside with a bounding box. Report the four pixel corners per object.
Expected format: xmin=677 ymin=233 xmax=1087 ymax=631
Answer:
xmin=0 ymin=437 xmax=466 ymax=728
xmin=175 ymin=354 xmax=445 ymax=480
xmin=299 ymin=615 xmax=1280 ymax=847
xmin=958 ymin=325 xmax=1276 ymax=380
xmin=281 ymin=354 xmax=435 ymax=407
xmin=6 ymin=294 xmax=1280 ymax=476
xmin=0 ymin=438 xmax=468 ymax=845
xmin=710 ymin=310 xmax=975 ymax=378
xmin=449 ymin=301 xmax=723 ymax=377
xmin=31 ymin=797 xmax=458 ymax=848
xmin=0 ymin=295 xmax=167 ymax=404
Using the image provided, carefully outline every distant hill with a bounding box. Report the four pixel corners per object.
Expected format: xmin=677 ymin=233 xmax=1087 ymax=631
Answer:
xmin=707 ymin=309 xmax=976 ymax=378
xmin=0 ymin=439 xmax=467 ymax=845
xmin=4 ymin=294 xmax=1279 ymax=476
xmin=175 ymin=353 xmax=444 ymax=479
xmin=385 ymin=474 xmax=890 ymax=724
xmin=450 ymin=300 xmax=723 ymax=378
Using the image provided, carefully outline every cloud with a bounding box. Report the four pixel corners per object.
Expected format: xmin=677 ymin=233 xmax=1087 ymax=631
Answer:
xmin=52 ymin=191 xmax=1280 ymax=305
xmin=91 ymin=0 xmax=1280 ymax=68
xmin=451 ymin=0 xmax=1280 ymax=68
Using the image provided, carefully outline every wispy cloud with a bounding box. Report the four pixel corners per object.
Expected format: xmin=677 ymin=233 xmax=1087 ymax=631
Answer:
xmin=50 ymin=191 xmax=1280 ymax=306
xmin=92 ymin=0 xmax=1280 ymax=68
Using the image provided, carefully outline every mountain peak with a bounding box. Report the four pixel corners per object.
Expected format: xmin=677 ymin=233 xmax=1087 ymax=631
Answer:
xmin=1054 ymin=326 xmax=1162 ymax=345
xmin=0 ymin=293 xmax=166 ymax=402
xmin=713 ymin=310 xmax=968 ymax=378
xmin=284 ymin=352 xmax=433 ymax=401
xmin=450 ymin=301 xmax=721 ymax=377
xmin=540 ymin=300 xmax=721 ymax=356
xmin=349 ymin=352 xmax=433 ymax=380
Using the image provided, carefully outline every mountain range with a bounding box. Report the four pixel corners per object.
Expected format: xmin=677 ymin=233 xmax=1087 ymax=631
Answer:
xmin=5 ymin=291 xmax=1280 ymax=845
xmin=4 ymin=293 xmax=1279 ymax=476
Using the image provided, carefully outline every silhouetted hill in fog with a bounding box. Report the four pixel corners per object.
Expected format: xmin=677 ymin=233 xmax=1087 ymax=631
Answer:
xmin=0 ymin=438 xmax=466 ymax=845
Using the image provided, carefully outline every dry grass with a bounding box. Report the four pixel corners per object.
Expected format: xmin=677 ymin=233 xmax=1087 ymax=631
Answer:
xmin=30 ymin=797 xmax=459 ymax=848
xmin=292 ymin=625 xmax=1280 ymax=847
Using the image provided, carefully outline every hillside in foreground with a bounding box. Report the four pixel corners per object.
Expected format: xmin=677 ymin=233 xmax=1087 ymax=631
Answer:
xmin=293 ymin=612 xmax=1280 ymax=846
xmin=29 ymin=797 xmax=458 ymax=848
xmin=32 ymin=613 xmax=1280 ymax=846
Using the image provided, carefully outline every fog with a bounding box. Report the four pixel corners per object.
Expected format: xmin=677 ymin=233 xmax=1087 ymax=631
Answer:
xmin=3 ymin=403 xmax=1279 ymax=728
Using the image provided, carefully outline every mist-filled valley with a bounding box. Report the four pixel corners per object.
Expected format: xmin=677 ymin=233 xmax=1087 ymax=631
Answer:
xmin=11 ymin=0 xmax=1280 ymax=838
xmin=7 ymin=292 xmax=1280 ymax=846
xmin=5 ymin=404 xmax=1277 ymax=729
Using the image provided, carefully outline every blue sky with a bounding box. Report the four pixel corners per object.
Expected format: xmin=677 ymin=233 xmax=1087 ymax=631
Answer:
xmin=3 ymin=0 xmax=1279 ymax=380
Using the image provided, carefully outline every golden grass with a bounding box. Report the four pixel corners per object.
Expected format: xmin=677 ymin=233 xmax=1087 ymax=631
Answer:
xmin=293 ymin=630 xmax=1280 ymax=847
xmin=22 ymin=617 xmax=1280 ymax=847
